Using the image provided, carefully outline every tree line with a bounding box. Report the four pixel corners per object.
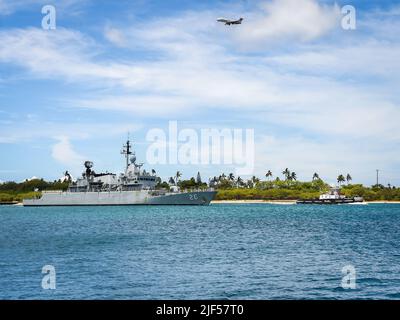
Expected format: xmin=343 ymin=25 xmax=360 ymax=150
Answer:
xmin=1 ymin=169 xmax=398 ymax=202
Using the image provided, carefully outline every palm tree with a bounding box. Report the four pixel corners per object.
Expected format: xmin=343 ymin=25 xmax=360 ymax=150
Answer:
xmin=209 ymin=176 xmax=218 ymax=187
xmin=337 ymin=174 xmax=346 ymax=186
xmin=64 ymin=171 xmax=72 ymax=182
xmin=312 ymin=172 xmax=319 ymax=181
xmin=251 ymin=176 xmax=260 ymax=186
xmin=265 ymin=170 xmax=273 ymax=180
xmin=175 ymin=171 xmax=182 ymax=185
xmin=168 ymin=177 xmax=175 ymax=185
xmin=151 ymin=169 xmax=156 ymax=176
xmin=228 ymin=173 xmax=235 ymax=181
xmin=236 ymin=176 xmax=243 ymax=188
xmin=282 ymin=168 xmax=290 ymax=180
xmin=291 ymin=172 xmax=297 ymax=181
xmin=346 ymin=174 xmax=352 ymax=184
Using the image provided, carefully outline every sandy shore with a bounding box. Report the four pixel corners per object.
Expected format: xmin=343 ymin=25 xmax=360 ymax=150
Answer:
xmin=211 ymin=200 xmax=296 ymax=205
xmin=365 ymin=201 xmax=400 ymax=204
xmin=0 ymin=201 xmax=21 ymax=206
xmin=212 ymin=200 xmax=400 ymax=205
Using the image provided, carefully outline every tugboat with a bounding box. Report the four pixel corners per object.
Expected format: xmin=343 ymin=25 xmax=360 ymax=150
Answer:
xmin=296 ymin=187 xmax=363 ymax=204
xmin=23 ymin=139 xmax=217 ymax=206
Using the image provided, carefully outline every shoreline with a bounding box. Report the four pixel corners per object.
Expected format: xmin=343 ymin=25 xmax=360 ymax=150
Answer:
xmin=0 ymin=201 xmax=20 ymax=206
xmin=364 ymin=200 xmax=400 ymax=204
xmin=1 ymin=200 xmax=400 ymax=206
xmin=211 ymin=200 xmax=400 ymax=204
xmin=212 ymin=200 xmax=296 ymax=204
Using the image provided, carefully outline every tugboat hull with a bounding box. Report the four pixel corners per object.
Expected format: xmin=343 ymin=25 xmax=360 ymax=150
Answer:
xmin=296 ymin=198 xmax=363 ymax=205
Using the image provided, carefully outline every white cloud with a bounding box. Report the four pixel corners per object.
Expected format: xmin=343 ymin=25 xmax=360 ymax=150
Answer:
xmin=1 ymin=2 xmax=400 ymax=183
xmin=1 ymin=10 xmax=399 ymax=143
xmin=234 ymin=0 xmax=340 ymax=47
xmin=25 ymin=176 xmax=39 ymax=182
xmin=77 ymin=95 xmax=189 ymax=117
xmin=0 ymin=15 xmax=396 ymax=124
xmin=104 ymin=25 xmax=127 ymax=47
xmin=0 ymin=120 xmax=142 ymax=143
xmin=267 ymin=41 xmax=400 ymax=81
xmin=254 ymin=135 xmax=400 ymax=186
xmin=0 ymin=0 xmax=89 ymax=16
xmin=51 ymin=136 xmax=85 ymax=171
xmin=0 ymin=0 xmax=21 ymax=15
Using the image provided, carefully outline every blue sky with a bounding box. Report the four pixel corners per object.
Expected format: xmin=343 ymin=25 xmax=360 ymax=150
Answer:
xmin=0 ymin=0 xmax=400 ymax=186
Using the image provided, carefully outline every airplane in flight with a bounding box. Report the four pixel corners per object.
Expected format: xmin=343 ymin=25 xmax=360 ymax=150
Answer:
xmin=217 ymin=17 xmax=244 ymax=25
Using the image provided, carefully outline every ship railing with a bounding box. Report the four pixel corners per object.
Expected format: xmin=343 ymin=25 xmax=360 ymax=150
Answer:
xmin=150 ymin=187 xmax=214 ymax=195
xmin=175 ymin=187 xmax=215 ymax=193
xmin=42 ymin=190 xmax=64 ymax=194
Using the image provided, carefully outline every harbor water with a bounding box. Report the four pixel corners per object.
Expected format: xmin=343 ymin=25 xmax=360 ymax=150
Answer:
xmin=1 ymin=204 xmax=400 ymax=299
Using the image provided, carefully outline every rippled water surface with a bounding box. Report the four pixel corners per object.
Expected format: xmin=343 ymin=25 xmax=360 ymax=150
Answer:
xmin=1 ymin=204 xmax=400 ymax=299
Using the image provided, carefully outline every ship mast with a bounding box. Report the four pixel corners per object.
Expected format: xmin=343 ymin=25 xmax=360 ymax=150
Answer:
xmin=121 ymin=137 xmax=133 ymax=170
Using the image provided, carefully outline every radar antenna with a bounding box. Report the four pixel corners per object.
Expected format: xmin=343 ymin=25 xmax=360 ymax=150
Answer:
xmin=121 ymin=137 xmax=133 ymax=170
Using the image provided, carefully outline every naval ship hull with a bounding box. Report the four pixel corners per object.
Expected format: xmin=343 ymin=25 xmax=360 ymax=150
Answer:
xmin=23 ymin=190 xmax=217 ymax=206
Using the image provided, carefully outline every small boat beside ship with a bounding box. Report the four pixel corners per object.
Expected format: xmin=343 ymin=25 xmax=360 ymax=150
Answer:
xmin=296 ymin=187 xmax=363 ymax=205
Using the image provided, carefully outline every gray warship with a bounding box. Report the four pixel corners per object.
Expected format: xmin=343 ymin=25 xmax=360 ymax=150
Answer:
xmin=23 ymin=139 xmax=217 ymax=206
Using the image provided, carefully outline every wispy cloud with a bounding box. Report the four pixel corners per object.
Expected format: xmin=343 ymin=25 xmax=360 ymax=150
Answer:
xmin=51 ymin=136 xmax=86 ymax=173
xmin=104 ymin=25 xmax=127 ymax=47
xmin=0 ymin=0 xmax=399 ymax=183
xmin=0 ymin=0 xmax=89 ymax=15
xmin=254 ymin=134 xmax=400 ymax=185
xmin=0 ymin=119 xmax=142 ymax=143
xmin=234 ymin=0 xmax=341 ymax=47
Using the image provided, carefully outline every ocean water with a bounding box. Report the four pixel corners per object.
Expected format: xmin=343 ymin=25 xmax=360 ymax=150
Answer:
xmin=1 ymin=203 xmax=400 ymax=300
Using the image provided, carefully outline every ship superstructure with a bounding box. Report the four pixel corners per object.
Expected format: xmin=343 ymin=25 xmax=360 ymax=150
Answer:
xmin=23 ymin=139 xmax=216 ymax=206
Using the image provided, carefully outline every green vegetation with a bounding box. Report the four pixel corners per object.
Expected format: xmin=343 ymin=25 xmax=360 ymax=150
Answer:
xmin=211 ymin=170 xmax=400 ymax=201
xmin=0 ymin=191 xmax=40 ymax=203
xmin=214 ymin=175 xmax=327 ymax=200
xmin=1 ymin=170 xmax=399 ymax=203
xmin=340 ymin=184 xmax=400 ymax=201
xmin=157 ymin=171 xmax=207 ymax=191
xmin=215 ymin=184 xmax=400 ymax=201
xmin=0 ymin=179 xmax=68 ymax=202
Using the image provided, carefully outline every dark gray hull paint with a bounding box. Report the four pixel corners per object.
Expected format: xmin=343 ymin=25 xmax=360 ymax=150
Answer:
xmin=23 ymin=191 xmax=217 ymax=206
